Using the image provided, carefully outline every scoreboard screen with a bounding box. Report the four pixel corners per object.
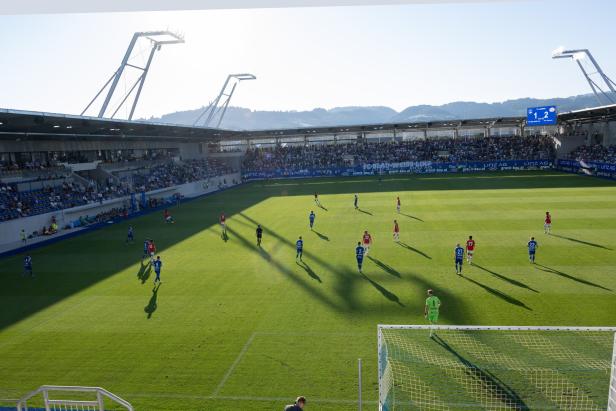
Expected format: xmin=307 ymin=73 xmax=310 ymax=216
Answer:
xmin=527 ymin=106 xmax=557 ymax=126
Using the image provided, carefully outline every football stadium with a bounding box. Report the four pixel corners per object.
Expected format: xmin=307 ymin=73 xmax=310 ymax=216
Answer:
xmin=1 ymin=1 xmax=616 ymax=410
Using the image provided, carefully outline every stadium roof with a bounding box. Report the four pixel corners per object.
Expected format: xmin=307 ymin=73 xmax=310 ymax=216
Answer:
xmin=557 ymin=103 xmax=616 ymax=125
xmin=0 ymin=104 xmax=614 ymax=144
xmin=0 ymin=108 xmax=240 ymax=142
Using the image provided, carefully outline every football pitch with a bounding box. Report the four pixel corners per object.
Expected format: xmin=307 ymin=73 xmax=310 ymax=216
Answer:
xmin=1 ymin=171 xmax=616 ymax=410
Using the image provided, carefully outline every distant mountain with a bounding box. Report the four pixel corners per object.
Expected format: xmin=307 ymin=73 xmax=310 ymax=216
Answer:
xmin=145 ymin=93 xmax=614 ymax=130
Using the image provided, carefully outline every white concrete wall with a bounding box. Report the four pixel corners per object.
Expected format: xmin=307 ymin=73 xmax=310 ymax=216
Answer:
xmin=554 ymin=134 xmax=587 ymax=159
xmin=0 ymin=172 xmax=241 ymax=248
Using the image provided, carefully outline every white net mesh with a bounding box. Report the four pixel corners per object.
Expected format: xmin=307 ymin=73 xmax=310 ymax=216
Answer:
xmin=378 ymin=326 xmax=616 ymax=411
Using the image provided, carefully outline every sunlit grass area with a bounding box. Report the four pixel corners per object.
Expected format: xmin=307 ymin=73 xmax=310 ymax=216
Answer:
xmin=1 ymin=171 xmax=616 ymax=410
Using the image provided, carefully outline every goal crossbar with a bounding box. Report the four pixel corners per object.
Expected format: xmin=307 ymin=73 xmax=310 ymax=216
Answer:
xmin=16 ymin=385 xmax=134 ymax=411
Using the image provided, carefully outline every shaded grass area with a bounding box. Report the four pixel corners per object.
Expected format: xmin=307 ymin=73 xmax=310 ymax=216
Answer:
xmin=1 ymin=170 xmax=616 ymax=410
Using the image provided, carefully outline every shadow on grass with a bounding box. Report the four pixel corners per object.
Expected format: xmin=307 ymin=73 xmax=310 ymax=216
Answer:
xmin=297 ymin=261 xmax=322 ymax=283
xmin=400 ymin=212 xmax=424 ymax=222
xmin=550 ymin=233 xmax=612 ymax=250
xmin=317 ymin=204 xmax=328 ymax=211
xmin=368 ymin=256 xmax=401 ymax=278
xmin=473 ymin=264 xmax=538 ymax=293
xmin=137 ymin=260 xmax=152 ymax=284
xmin=144 ymin=284 xmax=160 ymax=319
xmin=398 ymin=242 xmax=432 ymax=259
xmin=313 ymin=230 xmax=330 ymax=241
xmin=6 ymin=172 xmax=591 ymax=330
xmin=463 ymin=276 xmax=532 ymax=310
xmin=432 ymin=334 xmax=529 ymax=410
xmin=360 ymin=272 xmax=404 ymax=306
xmin=534 ymin=263 xmax=611 ymax=291
xmin=357 ymin=208 xmax=373 ymax=216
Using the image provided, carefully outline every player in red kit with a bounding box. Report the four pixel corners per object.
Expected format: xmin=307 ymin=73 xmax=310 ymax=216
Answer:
xmin=163 ymin=208 xmax=175 ymax=224
xmin=465 ymin=235 xmax=475 ymax=264
xmin=544 ymin=211 xmax=551 ymax=234
xmin=393 ymin=220 xmax=400 ymax=242
xmin=220 ymin=212 xmax=227 ymax=235
xmin=362 ymin=230 xmax=373 ymax=256
xmin=148 ymin=240 xmax=156 ymax=263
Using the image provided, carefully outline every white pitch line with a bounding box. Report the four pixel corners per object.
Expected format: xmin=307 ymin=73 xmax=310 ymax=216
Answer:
xmin=212 ymin=332 xmax=256 ymax=396
xmin=215 ymin=395 xmax=378 ymax=405
xmin=124 ymin=392 xmax=377 ymax=405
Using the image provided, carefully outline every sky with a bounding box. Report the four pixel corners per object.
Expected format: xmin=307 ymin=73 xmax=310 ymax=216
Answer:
xmin=0 ymin=0 xmax=615 ymax=120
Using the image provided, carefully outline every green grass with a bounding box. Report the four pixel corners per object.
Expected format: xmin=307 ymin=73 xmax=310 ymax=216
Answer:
xmin=1 ymin=171 xmax=616 ymax=410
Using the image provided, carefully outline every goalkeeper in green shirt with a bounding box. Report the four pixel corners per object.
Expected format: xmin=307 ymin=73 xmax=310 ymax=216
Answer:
xmin=424 ymin=289 xmax=441 ymax=337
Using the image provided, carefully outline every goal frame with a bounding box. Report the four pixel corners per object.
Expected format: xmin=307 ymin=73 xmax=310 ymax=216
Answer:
xmin=16 ymin=385 xmax=134 ymax=411
xmin=377 ymin=325 xmax=616 ymax=411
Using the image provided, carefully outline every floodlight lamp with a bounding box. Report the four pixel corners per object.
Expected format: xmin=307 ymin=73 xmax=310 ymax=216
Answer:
xmin=231 ymin=73 xmax=257 ymax=81
xmin=552 ymin=46 xmax=565 ymax=57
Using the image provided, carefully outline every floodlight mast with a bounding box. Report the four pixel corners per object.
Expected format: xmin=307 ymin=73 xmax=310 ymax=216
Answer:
xmin=82 ymin=31 xmax=184 ymax=120
xmin=193 ymin=73 xmax=256 ymax=128
xmin=552 ymin=48 xmax=616 ymax=105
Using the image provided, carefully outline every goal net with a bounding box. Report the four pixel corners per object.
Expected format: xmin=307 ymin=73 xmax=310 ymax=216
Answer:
xmin=378 ymin=325 xmax=616 ymax=411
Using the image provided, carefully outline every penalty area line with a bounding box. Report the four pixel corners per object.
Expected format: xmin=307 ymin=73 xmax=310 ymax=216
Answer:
xmin=211 ymin=332 xmax=256 ymax=397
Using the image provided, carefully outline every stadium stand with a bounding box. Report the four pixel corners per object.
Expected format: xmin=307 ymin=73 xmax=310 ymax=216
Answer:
xmin=242 ymin=135 xmax=556 ymax=173
xmin=0 ymin=159 xmax=236 ymax=224
xmin=567 ymin=144 xmax=616 ymax=163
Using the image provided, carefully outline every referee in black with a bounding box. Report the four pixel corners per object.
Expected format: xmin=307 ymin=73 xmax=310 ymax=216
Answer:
xmin=284 ymin=396 xmax=306 ymax=410
xmin=256 ymin=224 xmax=263 ymax=247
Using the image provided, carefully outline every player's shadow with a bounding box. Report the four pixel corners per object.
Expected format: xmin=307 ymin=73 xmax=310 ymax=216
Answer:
xmin=550 ymin=234 xmax=612 ymax=250
xmin=397 ymin=242 xmax=432 ymax=259
xmin=296 ymin=261 xmax=322 ymax=283
xmin=221 ymin=230 xmax=229 ymax=242
xmin=360 ymin=272 xmax=404 ymax=306
xmin=431 ymin=334 xmax=529 ymax=410
xmin=144 ymin=284 xmax=160 ymax=319
xmin=137 ymin=260 xmax=152 ymax=284
xmin=368 ymin=256 xmax=401 ymax=278
xmin=473 ymin=264 xmax=538 ymax=293
xmin=313 ymin=230 xmax=330 ymax=241
xmin=317 ymin=204 xmax=328 ymax=211
xmin=534 ymin=264 xmax=612 ymax=291
xmin=400 ymin=212 xmax=424 ymax=222
xmin=462 ymin=277 xmax=532 ymax=310
xmin=357 ymin=208 xmax=373 ymax=216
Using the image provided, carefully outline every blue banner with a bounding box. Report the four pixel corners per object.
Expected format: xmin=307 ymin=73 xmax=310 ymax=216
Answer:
xmin=243 ymin=159 xmax=553 ymax=180
xmin=557 ymin=159 xmax=616 ymax=179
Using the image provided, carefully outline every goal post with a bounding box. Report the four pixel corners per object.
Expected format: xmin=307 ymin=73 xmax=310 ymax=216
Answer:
xmin=16 ymin=385 xmax=133 ymax=411
xmin=378 ymin=325 xmax=616 ymax=411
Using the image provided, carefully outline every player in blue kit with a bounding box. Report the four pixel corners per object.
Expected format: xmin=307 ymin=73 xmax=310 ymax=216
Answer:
xmin=309 ymin=211 xmax=316 ymax=230
xmin=126 ymin=226 xmax=134 ymax=244
xmin=355 ymin=242 xmax=365 ymax=273
xmin=528 ymin=237 xmax=538 ymax=263
xmin=153 ymin=256 xmax=163 ymax=283
xmin=23 ymin=255 xmax=33 ymax=278
xmin=296 ymin=236 xmax=304 ymax=261
xmin=454 ymin=243 xmax=464 ymax=275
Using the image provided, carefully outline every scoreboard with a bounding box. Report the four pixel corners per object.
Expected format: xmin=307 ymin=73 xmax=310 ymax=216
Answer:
xmin=527 ymin=106 xmax=558 ymax=126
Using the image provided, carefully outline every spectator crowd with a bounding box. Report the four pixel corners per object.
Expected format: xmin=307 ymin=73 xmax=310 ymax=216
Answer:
xmin=0 ymin=159 xmax=236 ymax=223
xmin=242 ymin=136 xmax=556 ymax=173
xmin=566 ymin=144 xmax=616 ymax=164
